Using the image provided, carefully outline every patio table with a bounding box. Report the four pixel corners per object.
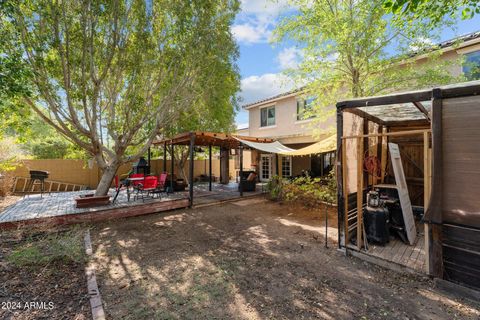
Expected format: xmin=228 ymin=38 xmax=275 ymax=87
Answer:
xmin=112 ymin=176 xmax=145 ymax=203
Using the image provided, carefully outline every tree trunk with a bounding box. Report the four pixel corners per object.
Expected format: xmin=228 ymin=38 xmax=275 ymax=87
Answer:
xmin=95 ymin=164 xmax=120 ymax=196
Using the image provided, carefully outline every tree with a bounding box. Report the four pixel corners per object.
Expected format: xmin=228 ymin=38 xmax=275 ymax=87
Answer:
xmin=384 ymin=0 xmax=479 ymax=26
xmin=7 ymin=0 xmax=240 ymax=196
xmin=273 ymin=0 xmax=464 ymax=134
xmin=0 ymin=2 xmax=32 ymax=138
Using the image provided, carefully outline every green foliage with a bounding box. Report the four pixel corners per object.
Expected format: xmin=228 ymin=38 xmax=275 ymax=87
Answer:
xmin=274 ymin=0 xmax=463 ymax=137
xmin=384 ymin=0 xmax=479 ymax=26
xmin=265 ymin=175 xmax=285 ymax=201
xmin=8 ymin=229 xmax=85 ymax=267
xmin=0 ymin=137 xmax=23 ymax=172
xmin=26 ymin=137 xmax=69 ymax=159
xmin=4 ymin=0 xmax=240 ymax=195
xmin=18 ymin=116 xmax=88 ymax=159
xmin=266 ymin=169 xmax=337 ymax=207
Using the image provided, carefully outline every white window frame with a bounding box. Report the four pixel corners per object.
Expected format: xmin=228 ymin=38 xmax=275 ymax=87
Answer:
xmin=260 ymin=105 xmax=276 ymax=127
xmin=296 ymin=97 xmax=316 ymax=121
xmin=260 ymin=154 xmax=272 ymax=181
xmin=462 ymin=50 xmax=480 ymax=81
xmin=281 ymin=156 xmax=292 ymax=178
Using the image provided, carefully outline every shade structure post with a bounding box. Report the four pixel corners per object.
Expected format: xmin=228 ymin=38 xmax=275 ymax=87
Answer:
xmin=189 ymin=133 xmax=195 ymax=207
xmin=239 ymin=143 xmax=244 ymax=196
xmin=209 ymin=145 xmax=212 ymax=191
xmin=170 ymin=144 xmax=174 ymax=193
xmin=275 ymin=153 xmax=279 ymax=176
xmin=163 ymin=141 xmax=167 ymax=172
xmin=219 ymin=147 xmax=229 ymax=184
xmin=147 ymin=147 xmax=151 ymax=171
xmin=336 ymin=107 xmax=344 ymax=249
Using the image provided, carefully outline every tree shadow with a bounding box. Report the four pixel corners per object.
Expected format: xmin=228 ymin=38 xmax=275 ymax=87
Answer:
xmin=90 ymin=201 xmax=480 ymax=320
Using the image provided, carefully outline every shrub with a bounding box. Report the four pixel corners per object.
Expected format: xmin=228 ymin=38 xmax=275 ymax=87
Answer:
xmin=8 ymin=228 xmax=85 ymax=267
xmin=265 ymin=175 xmax=284 ymax=201
xmin=266 ymin=169 xmax=337 ymax=207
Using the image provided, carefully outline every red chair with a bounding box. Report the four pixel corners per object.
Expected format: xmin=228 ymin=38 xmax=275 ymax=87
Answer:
xmin=134 ymin=176 xmax=158 ymax=201
xmin=129 ymin=173 xmax=145 ymax=187
xmin=157 ymin=173 xmax=168 ymax=191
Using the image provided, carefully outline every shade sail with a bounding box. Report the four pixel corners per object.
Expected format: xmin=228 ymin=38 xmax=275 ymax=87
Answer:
xmin=234 ymin=134 xmax=336 ymax=156
xmin=282 ymin=134 xmax=336 ymax=156
xmin=233 ymin=137 xmax=295 ymax=153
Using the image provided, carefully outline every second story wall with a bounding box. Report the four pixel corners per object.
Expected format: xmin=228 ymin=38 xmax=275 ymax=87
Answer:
xmin=247 ymin=96 xmax=334 ymax=144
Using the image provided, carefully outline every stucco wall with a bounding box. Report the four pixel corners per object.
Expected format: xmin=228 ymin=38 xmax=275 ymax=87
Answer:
xmin=247 ymin=96 xmax=334 ymax=144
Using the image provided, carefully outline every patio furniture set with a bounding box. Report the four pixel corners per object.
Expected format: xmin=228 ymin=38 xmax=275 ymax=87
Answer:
xmin=112 ymin=172 xmax=186 ymax=203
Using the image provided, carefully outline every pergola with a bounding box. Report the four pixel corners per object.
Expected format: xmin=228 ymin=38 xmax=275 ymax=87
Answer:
xmin=152 ymin=132 xmax=273 ymax=206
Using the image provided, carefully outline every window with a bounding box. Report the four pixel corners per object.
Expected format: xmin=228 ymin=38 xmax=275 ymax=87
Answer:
xmin=463 ymin=51 xmax=480 ymax=80
xmin=260 ymin=106 xmax=275 ymax=127
xmin=281 ymin=156 xmax=292 ymax=177
xmin=296 ymin=97 xmax=316 ymax=121
xmin=322 ymin=151 xmax=335 ymax=174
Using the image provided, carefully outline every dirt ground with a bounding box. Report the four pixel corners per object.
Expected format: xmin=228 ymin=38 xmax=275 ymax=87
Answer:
xmin=0 ymin=229 xmax=90 ymax=320
xmin=90 ymin=198 xmax=480 ymax=320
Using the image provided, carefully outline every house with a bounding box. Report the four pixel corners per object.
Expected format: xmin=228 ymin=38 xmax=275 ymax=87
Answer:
xmin=240 ymin=31 xmax=480 ymax=181
xmin=241 ymin=88 xmax=336 ymax=181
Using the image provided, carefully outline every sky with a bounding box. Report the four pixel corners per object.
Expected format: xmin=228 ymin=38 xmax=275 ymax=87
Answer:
xmin=232 ymin=0 xmax=480 ymax=128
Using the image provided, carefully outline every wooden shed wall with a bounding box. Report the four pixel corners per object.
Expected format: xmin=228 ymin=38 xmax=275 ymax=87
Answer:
xmin=440 ymin=95 xmax=480 ymax=290
xmin=388 ymin=125 xmax=430 ymax=206
xmin=442 ymin=96 xmax=480 ymax=228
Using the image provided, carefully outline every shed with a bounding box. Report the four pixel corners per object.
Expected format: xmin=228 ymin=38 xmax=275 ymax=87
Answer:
xmin=336 ymin=80 xmax=480 ymax=292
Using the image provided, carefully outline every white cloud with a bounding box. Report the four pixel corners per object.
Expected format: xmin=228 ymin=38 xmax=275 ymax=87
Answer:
xmin=409 ymin=37 xmax=435 ymax=52
xmin=239 ymin=0 xmax=290 ymax=16
xmin=277 ymin=47 xmax=303 ymax=70
xmin=232 ymin=0 xmax=291 ymax=44
xmin=231 ymin=20 xmax=271 ymax=44
xmin=239 ymin=73 xmax=296 ymax=105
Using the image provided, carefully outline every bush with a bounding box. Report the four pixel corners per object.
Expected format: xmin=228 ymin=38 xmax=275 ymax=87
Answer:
xmin=266 ymin=169 xmax=337 ymax=207
xmin=265 ymin=175 xmax=284 ymax=201
xmin=8 ymin=228 xmax=85 ymax=267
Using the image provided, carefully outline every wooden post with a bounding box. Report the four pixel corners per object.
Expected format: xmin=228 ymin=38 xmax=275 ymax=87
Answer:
xmin=342 ymin=139 xmax=348 ymax=246
xmin=163 ymin=141 xmax=167 ymax=173
xmin=239 ymin=143 xmax=244 ymax=196
xmin=336 ymin=108 xmax=345 ymax=248
xmin=170 ymin=144 xmax=174 ymax=193
xmin=380 ymin=126 xmax=388 ymax=183
xmin=189 ymin=133 xmax=195 ymax=207
xmin=208 ymin=145 xmax=212 ymax=191
xmin=219 ymin=147 xmax=229 ymax=184
xmin=363 ymin=119 xmax=369 ymax=188
xmin=147 ymin=147 xmax=151 ymax=172
xmin=356 ymin=136 xmax=364 ymax=250
xmin=427 ymin=88 xmax=444 ymax=278
xmin=275 ymin=153 xmax=279 ymax=176
xmin=424 ymin=131 xmax=431 ymax=274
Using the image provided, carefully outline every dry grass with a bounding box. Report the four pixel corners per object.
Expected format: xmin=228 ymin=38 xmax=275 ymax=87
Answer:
xmin=6 ymin=227 xmax=85 ymax=267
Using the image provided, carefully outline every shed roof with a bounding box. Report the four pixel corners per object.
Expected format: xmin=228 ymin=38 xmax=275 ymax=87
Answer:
xmin=337 ymin=80 xmax=480 ymax=126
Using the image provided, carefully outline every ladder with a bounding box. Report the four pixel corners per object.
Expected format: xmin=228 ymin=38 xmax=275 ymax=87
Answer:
xmin=12 ymin=177 xmax=87 ymax=194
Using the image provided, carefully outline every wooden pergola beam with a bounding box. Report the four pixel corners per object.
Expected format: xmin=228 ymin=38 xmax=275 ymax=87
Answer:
xmin=344 ymin=108 xmax=386 ymax=126
xmin=413 ymin=101 xmax=431 ymax=121
xmin=152 ymin=131 xmax=274 ymax=148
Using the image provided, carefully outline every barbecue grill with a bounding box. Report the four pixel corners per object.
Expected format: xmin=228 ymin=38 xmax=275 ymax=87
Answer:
xmin=132 ymin=157 xmax=150 ymax=175
xmin=26 ymin=170 xmax=49 ymax=198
